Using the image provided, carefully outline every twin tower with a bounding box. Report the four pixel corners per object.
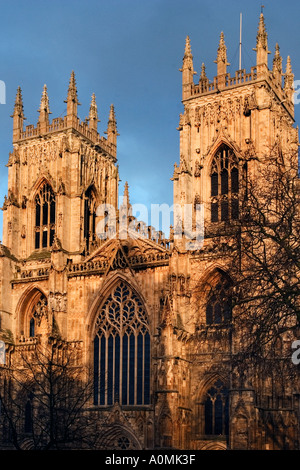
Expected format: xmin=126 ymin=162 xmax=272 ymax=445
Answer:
xmin=0 ymin=11 xmax=298 ymax=451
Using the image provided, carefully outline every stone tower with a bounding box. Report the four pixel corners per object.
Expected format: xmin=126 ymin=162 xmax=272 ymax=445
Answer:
xmin=173 ymin=13 xmax=298 ymax=235
xmin=167 ymin=12 xmax=299 ymax=450
xmin=0 ymin=71 xmax=119 ymax=340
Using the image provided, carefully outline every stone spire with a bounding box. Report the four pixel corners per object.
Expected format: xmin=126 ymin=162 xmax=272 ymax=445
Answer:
xmin=180 ymin=36 xmax=196 ymax=100
xmin=11 ymin=86 xmax=25 ymax=142
xmin=123 ymin=181 xmax=130 ymax=208
xmin=254 ymin=13 xmax=270 ymax=69
xmin=284 ymin=56 xmax=294 ymax=103
xmin=88 ymin=93 xmax=99 ymax=132
xmin=272 ymin=43 xmax=283 ymax=86
xmin=215 ymin=32 xmax=230 ymax=77
xmin=65 ymin=71 xmax=80 ymax=125
xmin=119 ymin=181 xmax=132 ymax=230
xmin=38 ymin=84 xmax=51 ymax=131
xmin=105 ymin=104 xmax=118 ymax=147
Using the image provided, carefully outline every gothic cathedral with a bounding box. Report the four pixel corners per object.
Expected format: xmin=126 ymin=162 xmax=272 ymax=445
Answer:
xmin=0 ymin=13 xmax=299 ymax=450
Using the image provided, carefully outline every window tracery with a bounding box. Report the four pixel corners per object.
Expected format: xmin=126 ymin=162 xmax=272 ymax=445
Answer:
xmin=204 ymin=379 xmax=229 ymax=436
xmin=210 ymin=145 xmax=239 ymax=222
xmin=34 ymin=182 xmax=56 ymax=250
xmin=94 ymin=281 xmax=150 ymax=406
xmin=206 ymin=279 xmax=232 ymax=325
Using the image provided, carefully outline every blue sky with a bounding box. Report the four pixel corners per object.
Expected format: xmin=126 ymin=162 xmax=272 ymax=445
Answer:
xmin=0 ymin=0 xmax=299 ymax=240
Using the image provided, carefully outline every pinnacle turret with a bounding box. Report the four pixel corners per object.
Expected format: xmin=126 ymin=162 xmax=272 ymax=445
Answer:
xmin=180 ymin=36 xmax=196 ymax=100
xmin=67 ymin=70 xmax=78 ymax=101
xmin=184 ymin=35 xmax=192 ymax=59
xmin=105 ymin=104 xmax=118 ymax=146
xmin=11 ymin=86 xmax=25 ymax=141
xmin=199 ymin=63 xmax=209 ymax=93
xmin=214 ymin=32 xmax=230 ymax=88
xmin=284 ymin=56 xmax=294 ymax=103
xmin=38 ymin=84 xmax=51 ymax=130
xmin=88 ymin=93 xmax=99 ymax=132
xmin=65 ymin=71 xmax=80 ymax=124
xmin=272 ymin=43 xmax=283 ymax=85
xmin=253 ymin=12 xmax=270 ymax=69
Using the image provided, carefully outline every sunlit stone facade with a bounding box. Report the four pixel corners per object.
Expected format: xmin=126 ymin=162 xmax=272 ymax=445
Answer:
xmin=0 ymin=13 xmax=299 ymax=450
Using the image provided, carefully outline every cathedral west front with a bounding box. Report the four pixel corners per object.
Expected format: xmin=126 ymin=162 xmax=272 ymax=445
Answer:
xmin=0 ymin=13 xmax=299 ymax=451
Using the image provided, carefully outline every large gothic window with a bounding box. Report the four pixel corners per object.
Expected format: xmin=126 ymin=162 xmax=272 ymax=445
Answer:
xmin=210 ymin=145 xmax=239 ymax=223
xmin=34 ymin=182 xmax=56 ymax=250
xmin=204 ymin=379 xmax=229 ymax=436
xmin=94 ymin=281 xmax=150 ymax=406
xmin=84 ymin=187 xmax=97 ymax=254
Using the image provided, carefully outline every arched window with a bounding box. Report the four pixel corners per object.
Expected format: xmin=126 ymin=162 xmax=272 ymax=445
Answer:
xmin=34 ymin=182 xmax=56 ymax=249
xmin=210 ymin=145 xmax=239 ymax=223
xmin=204 ymin=379 xmax=229 ymax=436
xmin=28 ymin=293 xmax=48 ymax=337
xmin=206 ymin=278 xmax=232 ymax=325
xmin=94 ymin=281 xmax=150 ymax=407
xmin=84 ymin=187 xmax=97 ymax=254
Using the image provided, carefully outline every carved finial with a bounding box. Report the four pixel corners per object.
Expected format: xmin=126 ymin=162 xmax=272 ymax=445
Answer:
xmin=14 ymin=86 xmax=23 ymax=110
xmin=199 ymin=63 xmax=209 ymax=92
xmin=184 ymin=36 xmax=192 ymax=58
xmin=180 ymin=36 xmax=196 ymax=99
xmin=285 ymin=55 xmax=293 ymax=76
xmin=123 ymin=181 xmax=130 ymax=207
xmin=257 ymin=13 xmax=268 ymax=49
xmin=68 ymin=70 xmax=77 ymax=100
xmin=65 ymin=71 xmax=80 ymax=121
xmin=11 ymin=86 xmax=25 ymax=141
xmin=272 ymin=43 xmax=283 ymax=85
xmin=88 ymin=93 xmax=99 ymax=131
xmin=38 ymin=84 xmax=51 ymax=124
xmin=215 ymin=31 xmax=230 ymax=76
xmin=254 ymin=12 xmax=270 ymax=67
xmin=284 ymin=56 xmax=294 ymax=102
xmin=105 ymin=104 xmax=118 ymax=146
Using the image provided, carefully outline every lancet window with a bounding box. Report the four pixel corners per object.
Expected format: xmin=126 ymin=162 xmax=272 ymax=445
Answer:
xmin=93 ymin=281 xmax=150 ymax=407
xmin=210 ymin=145 xmax=239 ymax=222
xmin=34 ymin=182 xmax=56 ymax=250
xmin=204 ymin=379 xmax=229 ymax=436
xmin=206 ymin=278 xmax=232 ymax=326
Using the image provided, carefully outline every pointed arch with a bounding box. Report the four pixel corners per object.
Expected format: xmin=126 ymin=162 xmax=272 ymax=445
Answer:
xmin=32 ymin=178 xmax=56 ymax=250
xmin=92 ymin=277 xmax=151 ymax=407
xmin=96 ymin=423 xmax=142 ymax=450
xmin=16 ymin=286 xmax=48 ymax=338
xmin=195 ymin=266 xmax=233 ymax=320
xmin=195 ymin=372 xmax=230 ymax=439
xmin=209 ymin=142 xmax=240 ymax=223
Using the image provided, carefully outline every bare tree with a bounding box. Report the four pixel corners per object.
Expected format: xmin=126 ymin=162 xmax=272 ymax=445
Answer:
xmin=230 ymin=149 xmax=300 ymax=361
xmin=0 ymin=338 xmax=103 ymax=450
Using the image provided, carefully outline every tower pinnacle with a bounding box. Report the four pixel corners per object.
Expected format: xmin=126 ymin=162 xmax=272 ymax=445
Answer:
xmin=272 ymin=43 xmax=283 ymax=85
xmin=180 ymin=36 xmax=196 ymax=100
xmin=284 ymin=56 xmax=294 ymax=103
xmin=38 ymin=84 xmax=51 ymax=131
xmin=11 ymin=86 xmax=25 ymax=142
xmin=65 ymin=71 xmax=80 ymax=125
xmin=215 ymin=31 xmax=230 ymax=77
xmin=88 ymin=93 xmax=99 ymax=132
xmin=253 ymin=12 xmax=270 ymax=69
xmin=105 ymin=104 xmax=118 ymax=147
